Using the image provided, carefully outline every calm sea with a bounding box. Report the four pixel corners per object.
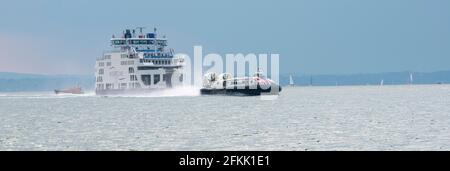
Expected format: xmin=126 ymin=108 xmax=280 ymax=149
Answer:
xmin=1 ymin=85 xmax=449 ymax=150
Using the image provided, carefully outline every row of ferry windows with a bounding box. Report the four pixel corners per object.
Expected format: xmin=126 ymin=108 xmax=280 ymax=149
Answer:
xmin=96 ymin=74 xmax=137 ymax=83
xmin=98 ymin=60 xmax=133 ymax=67
xmin=98 ymin=62 xmax=111 ymax=67
xmin=97 ymin=83 xmax=142 ymax=90
xmin=98 ymin=67 xmax=134 ymax=76
xmin=96 ymin=74 xmax=183 ymax=86
xmin=112 ymin=40 xmax=167 ymax=46
xmin=121 ymin=60 xmax=134 ymax=65
xmin=100 ymin=54 xmax=129 ymax=61
xmin=141 ymin=59 xmax=172 ymax=65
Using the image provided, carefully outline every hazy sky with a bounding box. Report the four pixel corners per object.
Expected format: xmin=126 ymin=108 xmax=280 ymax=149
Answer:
xmin=1 ymin=0 xmax=449 ymax=75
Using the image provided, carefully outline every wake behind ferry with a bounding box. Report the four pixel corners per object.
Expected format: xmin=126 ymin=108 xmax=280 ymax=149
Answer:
xmin=95 ymin=28 xmax=185 ymax=95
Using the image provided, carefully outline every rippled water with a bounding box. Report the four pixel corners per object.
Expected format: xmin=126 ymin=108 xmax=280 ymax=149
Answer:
xmin=1 ymin=85 xmax=450 ymax=151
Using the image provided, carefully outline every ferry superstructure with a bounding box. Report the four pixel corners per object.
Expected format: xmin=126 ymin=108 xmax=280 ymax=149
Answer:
xmin=95 ymin=28 xmax=184 ymax=95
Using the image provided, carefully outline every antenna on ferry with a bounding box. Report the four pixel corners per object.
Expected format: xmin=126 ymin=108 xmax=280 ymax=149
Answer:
xmin=136 ymin=27 xmax=146 ymax=35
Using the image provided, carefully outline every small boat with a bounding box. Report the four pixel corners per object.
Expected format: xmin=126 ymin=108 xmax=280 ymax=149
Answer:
xmin=55 ymin=86 xmax=84 ymax=94
xmin=200 ymin=70 xmax=282 ymax=96
xmin=289 ymin=74 xmax=295 ymax=87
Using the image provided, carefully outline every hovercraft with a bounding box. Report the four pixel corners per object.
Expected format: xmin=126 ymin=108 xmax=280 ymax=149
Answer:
xmin=200 ymin=70 xmax=282 ymax=96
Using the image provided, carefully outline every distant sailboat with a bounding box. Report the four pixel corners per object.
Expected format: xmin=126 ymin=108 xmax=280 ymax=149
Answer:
xmin=409 ymin=73 xmax=414 ymax=85
xmin=380 ymin=79 xmax=384 ymax=86
xmin=289 ymin=75 xmax=295 ymax=86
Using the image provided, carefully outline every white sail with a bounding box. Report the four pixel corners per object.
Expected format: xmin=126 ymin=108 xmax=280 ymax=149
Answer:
xmin=380 ymin=79 xmax=384 ymax=86
xmin=289 ymin=75 xmax=294 ymax=86
xmin=409 ymin=73 xmax=413 ymax=84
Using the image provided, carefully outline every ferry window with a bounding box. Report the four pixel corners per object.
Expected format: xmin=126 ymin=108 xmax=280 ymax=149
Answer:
xmin=154 ymin=75 xmax=160 ymax=84
xmin=179 ymin=74 xmax=183 ymax=82
xmin=99 ymin=62 xmax=104 ymax=67
xmin=129 ymin=67 xmax=134 ymax=73
xmin=106 ymin=83 xmax=113 ymax=89
xmin=97 ymin=84 xmax=103 ymax=90
xmin=130 ymin=75 xmax=137 ymax=81
xmin=113 ymin=40 xmax=125 ymax=45
xmin=120 ymin=83 xmax=127 ymax=89
xmin=137 ymin=66 xmax=158 ymax=70
xmin=128 ymin=61 xmax=134 ymax=65
xmin=163 ymin=74 xmax=167 ymax=81
xmin=121 ymin=54 xmax=128 ymax=58
xmin=121 ymin=61 xmax=127 ymax=65
xmin=107 ymin=62 xmax=111 ymax=66
xmin=99 ymin=69 xmax=104 ymax=75
xmin=141 ymin=75 xmax=151 ymax=86
xmin=96 ymin=76 xmax=103 ymax=82
xmin=130 ymin=40 xmax=148 ymax=45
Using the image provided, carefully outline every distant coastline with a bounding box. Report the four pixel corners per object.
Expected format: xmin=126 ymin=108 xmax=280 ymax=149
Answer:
xmin=280 ymin=70 xmax=450 ymax=86
xmin=1 ymin=71 xmax=449 ymax=92
xmin=0 ymin=72 xmax=93 ymax=92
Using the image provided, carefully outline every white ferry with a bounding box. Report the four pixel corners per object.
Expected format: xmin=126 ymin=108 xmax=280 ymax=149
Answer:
xmin=95 ymin=28 xmax=184 ymax=95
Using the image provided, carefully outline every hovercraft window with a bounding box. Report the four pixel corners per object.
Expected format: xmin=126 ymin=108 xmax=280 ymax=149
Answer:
xmin=141 ymin=75 xmax=151 ymax=86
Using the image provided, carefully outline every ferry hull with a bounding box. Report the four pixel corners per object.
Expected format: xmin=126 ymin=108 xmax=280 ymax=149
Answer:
xmin=200 ymin=85 xmax=282 ymax=96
